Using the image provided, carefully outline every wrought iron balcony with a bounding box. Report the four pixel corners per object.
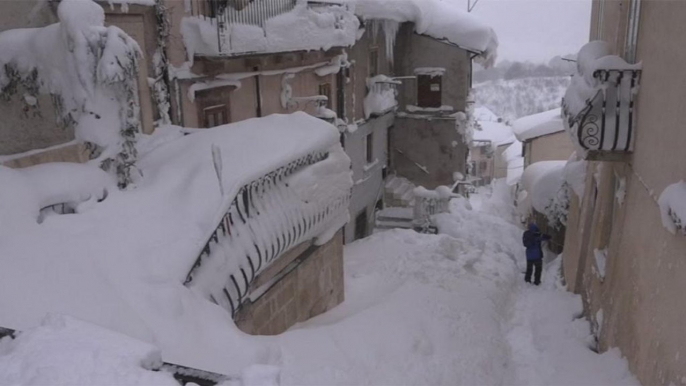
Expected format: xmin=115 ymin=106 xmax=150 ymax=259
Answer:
xmin=562 ymin=68 xmax=642 ymax=160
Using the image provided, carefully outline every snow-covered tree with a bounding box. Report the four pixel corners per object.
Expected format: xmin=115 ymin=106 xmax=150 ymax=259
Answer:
xmin=0 ymin=0 xmax=143 ymax=188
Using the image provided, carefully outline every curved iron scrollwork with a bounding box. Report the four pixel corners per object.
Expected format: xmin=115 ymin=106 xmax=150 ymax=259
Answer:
xmin=562 ymin=69 xmax=641 ymax=155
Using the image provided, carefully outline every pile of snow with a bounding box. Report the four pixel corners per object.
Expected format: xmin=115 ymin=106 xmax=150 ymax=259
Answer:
xmin=363 ymin=75 xmax=399 ymax=119
xmin=563 ymin=40 xmax=642 ymax=120
xmin=502 ymin=140 xmax=523 ymax=186
xmin=353 ymin=0 xmax=498 ymax=67
xmin=0 ymin=315 xmax=178 ymax=386
xmin=512 ymin=108 xmax=564 ymax=142
xmin=658 ymin=180 xmax=686 ymax=235
xmin=182 ymin=0 xmax=359 ymax=58
xmin=0 ymin=112 xmax=349 ymax=374
xmin=520 ymin=161 xmax=569 ymax=226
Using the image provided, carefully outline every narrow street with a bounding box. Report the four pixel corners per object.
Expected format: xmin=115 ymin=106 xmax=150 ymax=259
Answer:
xmin=271 ymin=182 xmax=638 ymax=385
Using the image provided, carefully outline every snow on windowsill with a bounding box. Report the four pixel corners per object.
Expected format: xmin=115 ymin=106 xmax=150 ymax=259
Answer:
xmin=187 ymin=79 xmax=241 ymax=102
xmin=363 ymin=158 xmax=379 ymax=173
xmin=406 ymin=105 xmax=454 ymax=113
xmin=413 ymin=67 xmax=445 ymax=77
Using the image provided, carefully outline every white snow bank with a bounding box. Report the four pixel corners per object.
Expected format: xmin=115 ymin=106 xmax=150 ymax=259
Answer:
xmin=512 ymin=108 xmax=564 ymax=142
xmin=520 ymin=161 xmax=568 ymax=223
xmin=182 ymin=1 xmax=359 ymax=58
xmin=658 ymin=180 xmax=686 ymax=235
xmin=0 ymin=112 xmax=348 ymax=374
xmin=0 ymin=314 xmax=177 ymax=386
xmin=353 ymin=0 xmax=498 ymax=67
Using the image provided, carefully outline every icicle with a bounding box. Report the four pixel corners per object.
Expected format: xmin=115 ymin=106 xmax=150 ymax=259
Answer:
xmin=382 ymin=20 xmax=399 ymax=65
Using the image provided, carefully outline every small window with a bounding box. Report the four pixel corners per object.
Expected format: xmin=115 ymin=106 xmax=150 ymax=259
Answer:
xmin=366 ymin=132 xmax=374 ymax=164
xmin=203 ymin=105 xmax=228 ymax=128
xmin=354 ymin=210 xmax=368 ymax=240
xmin=319 ymin=83 xmax=332 ymax=108
xmin=417 ymin=74 xmax=442 ymax=108
xmin=369 ymin=47 xmax=379 ymax=78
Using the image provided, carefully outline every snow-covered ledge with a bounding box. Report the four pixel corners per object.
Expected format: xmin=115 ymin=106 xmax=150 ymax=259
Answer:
xmin=364 ymin=75 xmax=400 ymax=119
xmin=561 ymin=41 xmax=642 ymax=161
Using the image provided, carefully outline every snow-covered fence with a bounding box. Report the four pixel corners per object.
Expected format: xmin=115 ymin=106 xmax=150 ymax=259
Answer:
xmin=183 ymin=149 xmax=351 ymax=316
xmin=413 ymin=186 xmax=452 ymax=231
xmin=561 ymin=41 xmax=642 ymax=160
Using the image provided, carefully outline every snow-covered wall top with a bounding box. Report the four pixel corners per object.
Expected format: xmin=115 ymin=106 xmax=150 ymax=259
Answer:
xmin=0 ymin=112 xmax=350 ymax=374
xmin=512 ymin=108 xmax=564 ymax=142
xmin=503 ymin=140 xmax=523 ymax=186
xmin=519 ymin=160 xmax=567 ymax=223
xmin=353 ymin=0 xmax=498 ymax=67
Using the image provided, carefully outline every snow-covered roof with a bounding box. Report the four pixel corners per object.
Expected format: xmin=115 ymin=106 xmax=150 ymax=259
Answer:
xmin=0 ymin=112 xmax=349 ymax=374
xmin=512 ymin=108 xmax=564 ymax=142
xmin=520 ymin=160 xmax=566 ymax=215
xmin=473 ymin=121 xmax=515 ymax=146
xmin=353 ymin=0 xmax=498 ymax=66
xmin=473 ymin=106 xmax=499 ymax=122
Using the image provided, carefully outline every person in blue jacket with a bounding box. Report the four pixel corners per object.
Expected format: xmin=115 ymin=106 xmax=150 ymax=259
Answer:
xmin=522 ymin=223 xmax=551 ymax=285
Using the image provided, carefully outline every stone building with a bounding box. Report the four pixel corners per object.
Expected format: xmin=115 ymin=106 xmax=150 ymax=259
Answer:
xmin=560 ymin=1 xmax=686 ymax=384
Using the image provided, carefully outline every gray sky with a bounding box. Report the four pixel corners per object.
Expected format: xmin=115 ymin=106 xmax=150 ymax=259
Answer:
xmin=450 ymin=0 xmax=592 ymax=64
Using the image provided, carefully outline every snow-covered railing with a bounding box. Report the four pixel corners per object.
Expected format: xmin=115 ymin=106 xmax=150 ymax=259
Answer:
xmin=561 ymin=41 xmax=642 ymax=160
xmin=189 ymin=0 xmax=297 ymax=27
xmin=413 ymin=186 xmax=452 ymax=231
xmin=183 ymin=149 xmax=350 ymax=316
xmin=364 ymin=75 xmax=400 ymax=119
xmin=187 ymin=0 xmax=354 ymax=55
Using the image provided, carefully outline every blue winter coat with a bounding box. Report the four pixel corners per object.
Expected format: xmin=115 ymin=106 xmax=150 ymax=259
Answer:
xmin=523 ymin=224 xmax=549 ymax=261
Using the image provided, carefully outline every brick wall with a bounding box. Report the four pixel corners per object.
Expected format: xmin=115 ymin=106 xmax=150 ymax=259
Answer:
xmin=235 ymin=230 xmax=344 ymax=335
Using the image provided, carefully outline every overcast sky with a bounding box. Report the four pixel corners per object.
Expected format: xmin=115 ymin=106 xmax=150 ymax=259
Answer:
xmin=450 ymin=0 xmax=592 ymax=64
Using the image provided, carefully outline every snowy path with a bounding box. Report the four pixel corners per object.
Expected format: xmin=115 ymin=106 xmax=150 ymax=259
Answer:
xmin=275 ymin=182 xmax=638 ymax=385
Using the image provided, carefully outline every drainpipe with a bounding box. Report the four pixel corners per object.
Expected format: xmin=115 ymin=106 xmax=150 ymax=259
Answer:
xmin=254 ymin=66 xmax=263 ymax=117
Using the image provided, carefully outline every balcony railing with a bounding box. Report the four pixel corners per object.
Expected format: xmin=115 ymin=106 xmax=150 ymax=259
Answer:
xmin=413 ymin=186 xmax=452 ymax=233
xmin=189 ymin=0 xmax=297 ymax=27
xmin=562 ymin=68 xmax=642 ymax=160
xmin=183 ymin=149 xmax=350 ymax=317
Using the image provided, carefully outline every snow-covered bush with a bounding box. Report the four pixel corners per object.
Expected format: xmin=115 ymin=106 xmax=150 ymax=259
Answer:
xmin=0 ymin=0 xmax=143 ymax=188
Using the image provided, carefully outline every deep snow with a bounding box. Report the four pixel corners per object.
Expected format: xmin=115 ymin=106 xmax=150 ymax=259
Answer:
xmin=0 ymin=179 xmax=638 ymax=385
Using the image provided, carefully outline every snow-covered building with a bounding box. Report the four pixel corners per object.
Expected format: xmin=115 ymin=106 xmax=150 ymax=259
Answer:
xmin=385 ymin=6 xmax=497 ymax=191
xmin=559 ymin=2 xmax=686 ymax=384
xmin=469 ymin=106 xmax=515 ymax=184
xmin=512 ymin=108 xmax=575 ymax=168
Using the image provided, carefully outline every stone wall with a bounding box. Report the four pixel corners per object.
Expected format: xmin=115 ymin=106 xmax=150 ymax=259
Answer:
xmin=235 ymin=230 xmax=344 ymax=335
xmin=390 ymin=116 xmax=466 ymax=189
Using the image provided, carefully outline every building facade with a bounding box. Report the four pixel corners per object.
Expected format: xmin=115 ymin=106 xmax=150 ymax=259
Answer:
xmin=561 ymin=1 xmax=686 ymax=384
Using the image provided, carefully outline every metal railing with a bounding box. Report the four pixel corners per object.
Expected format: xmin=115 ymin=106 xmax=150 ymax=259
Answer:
xmin=562 ymin=69 xmax=641 ymax=158
xmin=183 ymin=150 xmax=350 ymax=317
xmin=412 ymin=186 xmax=452 ymax=232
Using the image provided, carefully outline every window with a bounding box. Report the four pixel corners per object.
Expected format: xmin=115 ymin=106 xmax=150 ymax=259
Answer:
xmin=203 ymin=105 xmax=228 ymax=128
xmin=369 ymin=47 xmax=379 ymax=78
xmin=319 ymin=83 xmax=332 ymax=108
xmin=365 ymin=132 xmax=374 ymax=164
xmin=417 ymin=75 xmax=442 ymax=108
xmin=354 ymin=210 xmax=368 ymax=240
xmin=624 ymin=0 xmax=641 ymax=62
xmin=479 ymin=160 xmax=488 ymax=174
